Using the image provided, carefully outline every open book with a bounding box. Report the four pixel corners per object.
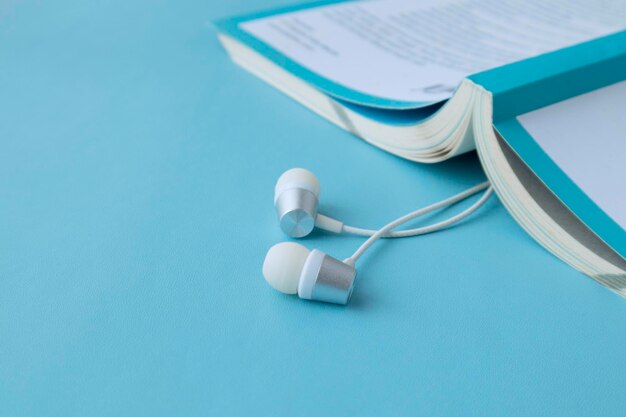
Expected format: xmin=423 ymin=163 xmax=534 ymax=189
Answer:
xmin=215 ymin=0 xmax=626 ymax=296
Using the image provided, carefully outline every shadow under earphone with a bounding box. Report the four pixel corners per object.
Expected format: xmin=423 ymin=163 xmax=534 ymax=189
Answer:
xmin=297 ymin=284 xmax=382 ymax=312
xmin=343 ymin=286 xmax=380 ymax=311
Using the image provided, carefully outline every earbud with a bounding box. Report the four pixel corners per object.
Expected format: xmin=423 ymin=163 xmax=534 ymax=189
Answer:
xmin=263 ymin=242 xmax=357 ymax=305
xmin=267 ymin=168 xmax=495 ymax=305
xmin=274 ymin=168 xmax=320 ymax=238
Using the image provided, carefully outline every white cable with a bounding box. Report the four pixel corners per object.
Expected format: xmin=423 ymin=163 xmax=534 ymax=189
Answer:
xmin=343 ymin=186 xmax=494 ymax=266
xmin=340 ymin=181 xmax=491 ymax=238
xmin=315 ymin=181 xmax=490 ymax=236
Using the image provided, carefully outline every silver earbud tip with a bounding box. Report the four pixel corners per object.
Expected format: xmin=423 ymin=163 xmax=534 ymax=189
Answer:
xmin=280 ymin=209 xmax=315 ymax=238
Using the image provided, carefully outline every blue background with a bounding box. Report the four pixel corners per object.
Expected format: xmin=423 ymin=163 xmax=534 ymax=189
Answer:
xmin=1 ymin=1 xmax=625 ymax=416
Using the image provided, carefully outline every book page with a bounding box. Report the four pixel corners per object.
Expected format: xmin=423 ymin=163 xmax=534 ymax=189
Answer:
xmin=240 ymin=0 xmax=626 ymax=107
xmin=517 ymin=80 xmax=626 ymax=231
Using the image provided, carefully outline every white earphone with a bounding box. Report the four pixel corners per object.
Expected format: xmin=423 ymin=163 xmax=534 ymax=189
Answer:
xmin=263 ymin=168 xmax=494 ymax=305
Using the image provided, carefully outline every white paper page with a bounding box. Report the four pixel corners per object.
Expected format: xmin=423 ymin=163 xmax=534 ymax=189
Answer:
xmin=241 ymin=0 xmax=626 ymax=104
xmin=517 ymin=80 xmax=626 ymax=230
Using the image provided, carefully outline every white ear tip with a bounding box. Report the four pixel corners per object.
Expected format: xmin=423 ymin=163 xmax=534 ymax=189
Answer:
xmin=275 ymin=168 xmax=320 ymax=197
xmin=262 ymin=242 xmax=310 ymax=294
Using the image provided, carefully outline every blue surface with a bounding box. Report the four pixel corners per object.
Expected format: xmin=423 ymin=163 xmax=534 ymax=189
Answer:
xmin=1 ymin=1 xmax=626 ymax=416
